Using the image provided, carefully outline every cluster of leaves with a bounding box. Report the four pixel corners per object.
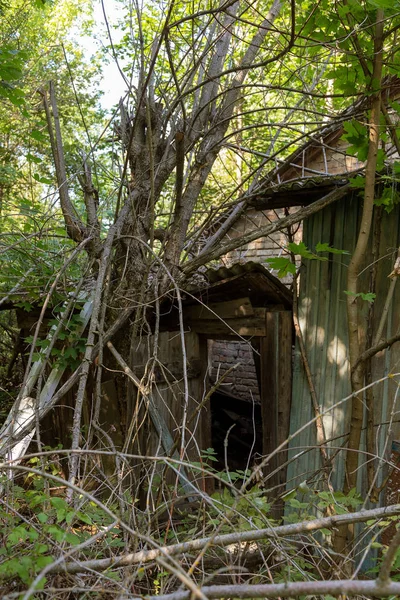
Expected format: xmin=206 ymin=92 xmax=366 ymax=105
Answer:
xmin=266 ymin=241 xmax=379 ymax=303
xmin=0 ymin=0 xmax=105 ymax=304
xmin=25 ymin=308 xmax=87 ymax=370
xmin=0 ymin=464 xmax=123 ymax=591
xmin=1 ymin=452 xmax=399 ymax=595
xmin=266 ymin=241 xmax=349 ymax=278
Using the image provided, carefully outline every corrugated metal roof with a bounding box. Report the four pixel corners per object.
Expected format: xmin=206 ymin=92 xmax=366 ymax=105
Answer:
xmin=249 ymin=175 xmax=350 ymax=210
xmin=200 ymin=261 xmax=293 ymax=308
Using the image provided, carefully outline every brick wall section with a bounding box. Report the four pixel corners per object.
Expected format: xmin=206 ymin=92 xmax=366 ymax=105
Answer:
xmin=304 ymin=138 xmax=362 ymax=176
xmin=209 ymin=210 xmax=297 ymax=400
xmin=208 ymin=339 xmax=260 ymax=403
xmin=220 ymin=207 xmax=302 ymax=285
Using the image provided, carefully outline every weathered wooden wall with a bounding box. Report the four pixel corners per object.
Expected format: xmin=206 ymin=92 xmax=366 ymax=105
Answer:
xmin=131 ymin=330 xmax=210 ymax=470
xmin=287 ymin=195 xmax=400 ymax=504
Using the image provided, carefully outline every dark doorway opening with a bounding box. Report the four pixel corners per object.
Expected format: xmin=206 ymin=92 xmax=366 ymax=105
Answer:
xmin=210 ymin=390 xmax=262 ymax=473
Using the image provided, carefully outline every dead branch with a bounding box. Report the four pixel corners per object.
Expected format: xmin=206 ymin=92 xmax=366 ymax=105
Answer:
xmin=150 ymin=579 xmax=400 ymax=600
xmin=183 ymin=183 xmax=351 ymax=275
xmin=41 ymin=84 xmax=87 ymax=244
xmin=50 ymin=503 xmax=400 ymax=574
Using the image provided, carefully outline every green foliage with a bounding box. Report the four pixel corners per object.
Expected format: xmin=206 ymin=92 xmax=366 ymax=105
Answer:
xmin=344 ymin=290 xmax=376 ymax=303
xmin=266 ymin=242 xmax=349 ymax=278
xmin=288 ymin=241 xmax=323 ymax=260
xmin=0 ymin=470 xmax=123 ymax=590
xmin=315 ymin=242 xmax=350 ymax=255
xmin=265 ymin=256 xmax=297 ymax=278
xmin=374 ymin=186 xmax=400 ymax=213
xmin=342 ymin=120 xmax=369 ymax=161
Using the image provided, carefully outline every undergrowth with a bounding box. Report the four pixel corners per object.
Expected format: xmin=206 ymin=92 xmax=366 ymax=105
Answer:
xmin=0 ymin=450 xmax=398 ymax=599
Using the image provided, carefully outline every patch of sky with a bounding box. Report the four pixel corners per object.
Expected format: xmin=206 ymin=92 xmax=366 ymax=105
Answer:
xmin=70 ymin=0 xmax=130 ymax=111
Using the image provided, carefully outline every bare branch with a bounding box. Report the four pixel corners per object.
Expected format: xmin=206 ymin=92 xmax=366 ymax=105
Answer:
xmin=51 ymin=503 xmax=400 ymax=574
xmin=183 ymin=183 xmax=351 ymax=275
xmin=150 ymin=580 xmax=400 ymax=600
xmin=43 ymin=83 xmax=88 ymax=243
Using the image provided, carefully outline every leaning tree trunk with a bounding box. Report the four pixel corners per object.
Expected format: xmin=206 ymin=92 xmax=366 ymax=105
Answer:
xmin=335 ymin=7 xmax=384 ymax=555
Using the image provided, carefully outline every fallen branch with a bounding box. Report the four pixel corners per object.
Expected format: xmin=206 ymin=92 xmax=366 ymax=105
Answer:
xmin=52 ymin=503 xmax=400 ymax=573
xmin=182 ymin=183 xmax=351 ymax=275
xmin=0 ymin=306 xmax=135 ymax=456
xmin=150 ymin=579 xmax=400 ymax=600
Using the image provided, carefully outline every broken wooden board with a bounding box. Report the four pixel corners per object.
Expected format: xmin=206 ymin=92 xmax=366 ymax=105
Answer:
xmin=184 ymin=297 xmax=254 ymax=320
xmin=185 ymin=308 xmax=267 ymax=337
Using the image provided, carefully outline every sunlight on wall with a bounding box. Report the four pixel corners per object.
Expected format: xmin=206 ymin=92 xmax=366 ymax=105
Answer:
xmin=327 ymin=336 xmax=349 ymax=378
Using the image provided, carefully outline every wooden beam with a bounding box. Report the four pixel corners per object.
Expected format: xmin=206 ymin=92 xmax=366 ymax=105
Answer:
xmin=185 ymin=308 xmax=266 ymax=337
xmin=276 ymin=312 xmax=293 ymax=489
xmin=184 ymin=297 xmax=254 ymax=320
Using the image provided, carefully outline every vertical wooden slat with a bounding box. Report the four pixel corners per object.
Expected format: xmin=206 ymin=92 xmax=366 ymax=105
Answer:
xmin=260 ymin=311 xmax=292 ymax=513
xmin=131 ymin=331 xmax=207 ymax=487
xmin=260 ymin=312 xmax=278 ymax=485
xmin=276 ymin=311 xmax=293 ymax=489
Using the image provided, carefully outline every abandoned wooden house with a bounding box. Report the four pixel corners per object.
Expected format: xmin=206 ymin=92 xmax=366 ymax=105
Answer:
xmin=112 ymin=74 xmax=400 ymax=504
xmin=2 ymin=80 xmax=400 ymax=516
xmin=105 ymin=261 xmax=294 ymax=494
xmin=208 ymin=79 xmax=400 ymax=510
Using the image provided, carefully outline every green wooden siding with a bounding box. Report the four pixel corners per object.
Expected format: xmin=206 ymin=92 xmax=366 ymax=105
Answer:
xmin=288 ymin=194 xmax=400 ymax=503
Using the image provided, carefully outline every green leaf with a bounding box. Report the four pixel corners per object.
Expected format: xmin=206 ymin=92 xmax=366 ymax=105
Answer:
xmin=35 ymin=555 xmax=53 ymax=569
xmin=315 ymin=243 xmax=350 ymax=255
xmin=46 ymin=525 xmax=65 ymax=542
xmin=342 ymin=120 xmax=369 ymax=161
xmin=30 ymin=129 xmax=47 ymax=142
xmin=31 ymin=575 xmax=47 ymax=590
xmin=33 ymin=173 xmax=53 ymax=184
xmin=8 ymin=525 xmax=29 ymax=544
xmin=50 ymin=496 xmax=68 ymax=510
xmin=266 ymin=257 xmax=296 ymax=278
xmin=349 ymin=175 xmax=366 ymax=189
xmin=288 ymin=241 xmax=327 ymax=261
xmin=344 ymin=290 xmax=376 ymax=303
xmin=374 ymin=188 xmax=400 ymax=213
xmin=37 ymin=512 xmax=48 ymax=524
xmin=65 ymin=511 xmax=75 ymax=525
xmin=16 ymin=301 xmax=33 ymax=312
xmin=56 ymin=508 xmax=67 ymax=523
xmin=65 ymin=532 xmax=81 ymax=545
xmin=64 ymin=347 xmax=78 ymax=359
xmin=26 ymin=153 xmax=43 ymax=164
xmin=77 ymin=511 xmax=93 ymax=525
xmin=281 ymin=488 xmax=296 ymax=501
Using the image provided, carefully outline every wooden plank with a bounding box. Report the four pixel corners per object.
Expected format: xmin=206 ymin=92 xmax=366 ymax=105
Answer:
xmin=276 ymin=311 xmax=293 ymax=489
xmin=260 ymin=310 xmax=292 ymax=515
xmin=251 ymin=338 xmax=261 ymax=396
xmin=184 ymin=297 xmax=254 ymax=320
xmin=186 ymin=308 xmax=266 ymax=337
xmin=260 ymin=312 xmax=278 ymax=470
xmin=130 ymin=331 xmax=208 ymax=488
